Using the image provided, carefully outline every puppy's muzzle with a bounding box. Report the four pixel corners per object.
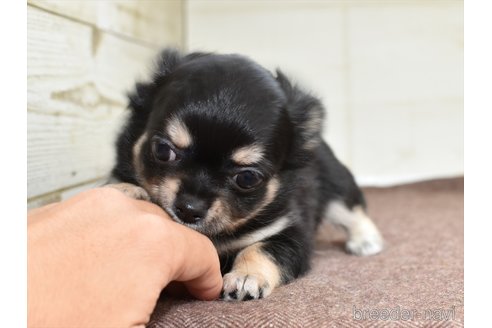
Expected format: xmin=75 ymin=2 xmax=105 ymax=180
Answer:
xmin=173 ymin=193 xmax=208 ymax=224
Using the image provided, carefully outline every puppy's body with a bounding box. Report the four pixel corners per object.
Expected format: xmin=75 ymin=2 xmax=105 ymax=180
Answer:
xmin=110 ymin=49 xmax=383 ymax=301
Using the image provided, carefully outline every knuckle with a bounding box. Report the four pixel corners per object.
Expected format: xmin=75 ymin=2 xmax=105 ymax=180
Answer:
xmin=83 ymin=187 xmax=126 ymax=203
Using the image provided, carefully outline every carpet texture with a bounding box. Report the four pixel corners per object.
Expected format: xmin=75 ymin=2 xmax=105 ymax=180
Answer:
xmin=148 ymin=178 xmax=464 ymax=327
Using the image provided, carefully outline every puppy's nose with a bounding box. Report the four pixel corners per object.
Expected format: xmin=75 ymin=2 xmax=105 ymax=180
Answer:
xmin=173 ymin=194 xmax=208 ymax=224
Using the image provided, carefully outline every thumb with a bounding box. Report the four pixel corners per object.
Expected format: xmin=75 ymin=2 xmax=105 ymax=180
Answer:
xmin=183 ymin=263 xmax=223 ymax=300
xmin=171 ymin=227 xmax=223 ymax=300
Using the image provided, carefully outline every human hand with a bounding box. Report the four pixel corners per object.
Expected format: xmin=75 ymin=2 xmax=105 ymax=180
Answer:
xmin=28 ymin=187 xmax=222 ymax=328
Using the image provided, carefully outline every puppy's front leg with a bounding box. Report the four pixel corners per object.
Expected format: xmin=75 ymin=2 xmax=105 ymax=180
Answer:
xmin=221 ymin=242 xmax=282 ymax=301
xmin=106 ymin=182 xmax=151 ymax=201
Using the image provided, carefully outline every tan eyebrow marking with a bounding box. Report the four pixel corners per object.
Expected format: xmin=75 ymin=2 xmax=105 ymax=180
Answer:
xmin=231 ymin=144 xmax=264 ymax=165
xmin=166 ymin=117 xmax=192 ymax=148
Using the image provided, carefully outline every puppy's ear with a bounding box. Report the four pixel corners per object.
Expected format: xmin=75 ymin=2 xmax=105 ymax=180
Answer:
xmin=276 ymin=70 xmax=325 ymax=168
xmin=128 ymin=48 xmax=182 ymax=114
xmin=112 ymin=49 xmax=183 ymax=183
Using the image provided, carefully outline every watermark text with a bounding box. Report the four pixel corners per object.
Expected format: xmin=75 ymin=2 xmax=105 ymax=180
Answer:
xmin=352 ymin=305 xmax=455 ymax=321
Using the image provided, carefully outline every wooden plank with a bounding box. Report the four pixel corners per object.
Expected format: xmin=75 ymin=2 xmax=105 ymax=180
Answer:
xmin=28 ymin=0 xmax=183 ymax=47
xmin=27 ymin=193 xmax=61 ymax=210
xmin=59 ymin=178 xmax=108 ymax=201
xmin=27 ymin=178 xmax=107 ymax=209
xmin=27 ymin=110 xmax=123 ymax=199
xmin=28 ymin=6 xmax=157 ymax=199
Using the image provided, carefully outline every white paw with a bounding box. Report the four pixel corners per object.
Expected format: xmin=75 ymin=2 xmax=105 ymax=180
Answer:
xmin=221 ymin=271 xmax=273 ymax=301
xmin=106 ymin=183 xmax=150 ymax=201
xmin=346 ymin=231 xmax=384 ymax=256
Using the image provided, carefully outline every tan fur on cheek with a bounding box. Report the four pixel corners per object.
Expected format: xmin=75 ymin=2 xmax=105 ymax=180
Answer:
xmin=207 ymin=199 xmax=230 ymax=222
xmin=240 ymin=176 xmax=280 ymax=221
xmin=263 ymin=177 xmax=280 ymax=205
xmin=204 ymin=177 xmax=280 ymax=235
xmin=202 ymin=198 xmax=237 ymax=236
xmin=157 ymin=177 xmax=181 ymax=208
xmin=132 ymin=133 xmax=148 ymax=186
xmin=172 ymin=196 xmax=251 ymax=237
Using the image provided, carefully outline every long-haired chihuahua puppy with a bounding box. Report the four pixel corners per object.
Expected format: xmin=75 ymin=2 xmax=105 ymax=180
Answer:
xmin=108 ymin=49 xmax=383 ymax=301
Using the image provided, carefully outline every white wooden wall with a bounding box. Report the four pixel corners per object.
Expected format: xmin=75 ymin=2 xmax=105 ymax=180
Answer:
xmin=186 ymin=0 xmax=464 ymax=186
xmin=27 ymin=0 xmax=463 ymax=208
xmin=27 ymin=0 xmax=183 ymax=208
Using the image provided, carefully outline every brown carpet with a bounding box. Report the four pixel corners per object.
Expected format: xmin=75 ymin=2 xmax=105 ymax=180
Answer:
xmin=148 ymin=178 xmax=464 ymax=327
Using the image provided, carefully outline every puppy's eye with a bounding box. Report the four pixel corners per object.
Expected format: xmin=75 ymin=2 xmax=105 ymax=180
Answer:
xmin=234 ymin=170 xmax=263 ymax=190
xmin=152 ymin=139 xmax=179 ymax=162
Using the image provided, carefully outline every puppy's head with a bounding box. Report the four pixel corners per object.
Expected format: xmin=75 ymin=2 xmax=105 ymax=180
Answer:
xmin=116 ymin=49 xmax=324 ymax=236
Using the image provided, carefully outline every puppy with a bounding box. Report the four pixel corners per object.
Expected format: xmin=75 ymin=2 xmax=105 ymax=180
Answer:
xmin=109 ymin=49 xmax=383 ymax=301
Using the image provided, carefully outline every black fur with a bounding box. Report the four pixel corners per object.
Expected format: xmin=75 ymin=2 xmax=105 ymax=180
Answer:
xmin=111 ymin=49 xmax=367 ymax=299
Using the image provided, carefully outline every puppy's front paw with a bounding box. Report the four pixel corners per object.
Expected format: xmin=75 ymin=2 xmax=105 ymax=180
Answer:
xmin=106 ymin=183 xmax=150 ymax=201
xmin=346 ymin=220 xmax=384 ymax=256
xmin=343 ymin=210 xmax=384 ymax=256
xmin=346 ymin=233 xmax=383 ymax=256
xmin=221 ymin=271 xmax=273 ymax=301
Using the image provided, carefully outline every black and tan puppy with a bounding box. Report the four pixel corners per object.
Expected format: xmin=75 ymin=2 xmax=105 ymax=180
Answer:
xmin=109 ymin=49 xmax=383 ymax=301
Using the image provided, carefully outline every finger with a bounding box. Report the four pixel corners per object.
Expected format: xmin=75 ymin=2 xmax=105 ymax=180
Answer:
xmin=27 ymin=203 xmax=60 ymax=225
xmin=182 ymin=262 xmax=223 ymax=301
xmin=132 ymin=198 xmax=170 ymax=218
xmin=103 ymin=188 xmax=223 ymax=300
xmin=104 ymin=186 xmax=172 ymax=220
xmin=28 ymin=202 xmax=58 ymax=216
xmin=171 ymin=228 xmax=223 ymax=300
xmin=100 ymin=186 xmax=222 ymax=299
